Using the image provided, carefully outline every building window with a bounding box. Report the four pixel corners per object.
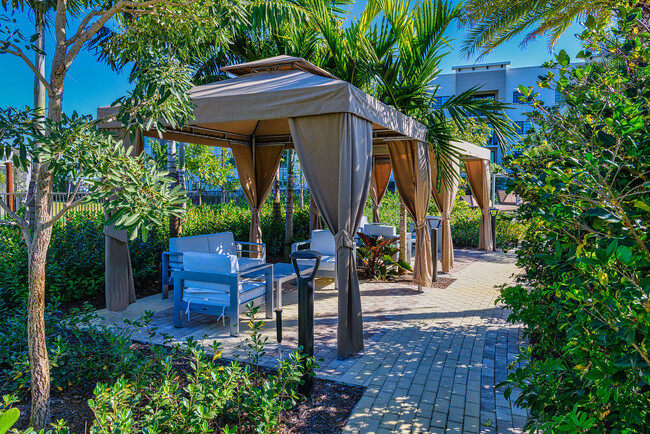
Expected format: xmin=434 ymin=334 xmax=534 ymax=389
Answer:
xmin=513 ymin=90 xmax=524 ymax=103
xmin=514 ymin=121 xmax=533 ymax=134
xmin=433 ymin=96 xmax=450 ymax=109
xmin=490 ymin=151 xmax=496 ymax=163
xmin=555 ymin=89 xmax=564 ymax=103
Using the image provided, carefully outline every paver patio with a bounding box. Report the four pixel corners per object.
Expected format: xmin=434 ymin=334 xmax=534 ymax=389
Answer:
xmin=95 ymin=249 xmax=526 ymax=433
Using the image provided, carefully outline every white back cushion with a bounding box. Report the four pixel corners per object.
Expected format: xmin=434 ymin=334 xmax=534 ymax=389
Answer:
xmin=358 ymin=215 xmax=370 ymax=232
xmin=311 ymin=230 xmax=336 ymax=257
xmin=183 ymin=252 xmax=239 ymax=274
xmin=207 ymin=232 xmax=237 ymax=255
xmin=182 ymin=252 xmax=238 ymax=294
xmin=169 ymin=236 xmax=210 ymax=253
xmin=363 ymin=224 xmax=396 ymax=238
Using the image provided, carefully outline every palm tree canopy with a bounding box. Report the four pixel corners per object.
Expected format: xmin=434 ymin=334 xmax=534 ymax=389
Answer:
xmin=462 ymin=0 xmax=615 ymax=58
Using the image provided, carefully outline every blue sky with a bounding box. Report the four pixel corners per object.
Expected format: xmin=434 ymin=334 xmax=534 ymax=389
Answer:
xmin=0 ymin=1 xmax=583 ymax=117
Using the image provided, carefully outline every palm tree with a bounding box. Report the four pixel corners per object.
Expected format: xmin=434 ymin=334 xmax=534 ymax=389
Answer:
xmin=461 ymin=0 xmax=616 ymax=58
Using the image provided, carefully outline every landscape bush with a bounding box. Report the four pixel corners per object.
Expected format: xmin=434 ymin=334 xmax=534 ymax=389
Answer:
xmin=0 ymin=303 xmax=312 ymax=433
xmin=498 ymin=5 xmax=650 ymax=432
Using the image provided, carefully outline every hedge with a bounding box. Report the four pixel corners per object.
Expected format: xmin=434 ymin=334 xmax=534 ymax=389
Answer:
xmin=0 ymin=193 xmax=525 ymax=307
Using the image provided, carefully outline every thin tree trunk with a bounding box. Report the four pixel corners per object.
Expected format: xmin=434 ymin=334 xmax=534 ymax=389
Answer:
xmin=399 ymin=200 xmax=406 ymax=273
xmin=26 ymin=18 xmax=46 ymax=228
xmin=272 ymin=171 xmax=281 ymax=222
xmin=167 ymin=141 xmax=181 ymax=237
xmin=284 ymin=150 xmax=294 ymax=259
xmin=28 ymin=166 xmax=54 ymax=429
xmin=298 ymin=168 xmax=304 ymax=208
xmin=221 ymin=149 xmax=227 ymax=203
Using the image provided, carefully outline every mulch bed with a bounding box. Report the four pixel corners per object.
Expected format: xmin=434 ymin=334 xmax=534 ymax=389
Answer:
xmin=14 ymin=341 xmax=364 ymax=434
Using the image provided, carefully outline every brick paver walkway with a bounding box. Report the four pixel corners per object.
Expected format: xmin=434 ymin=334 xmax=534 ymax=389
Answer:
xmin=95 ymin=249 xmax=526 ymax=433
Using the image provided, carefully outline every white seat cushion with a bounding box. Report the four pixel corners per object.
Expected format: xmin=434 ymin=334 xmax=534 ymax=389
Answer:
xmin=207 ymin=232 xmax=237 ymax=256
xmin=317 ymin=255 xmax=336 ymax=272
xmin=311 ymin=230 xmax=336 ymax=256
xmin=238 ymin=257 xmax=264 ymax=270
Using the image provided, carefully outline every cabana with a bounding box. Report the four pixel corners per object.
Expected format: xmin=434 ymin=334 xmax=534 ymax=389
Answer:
xmin=369 ymin=140 xmax=493 ymax=273
xmin=98 ymin=55 xmax=491 ymax=357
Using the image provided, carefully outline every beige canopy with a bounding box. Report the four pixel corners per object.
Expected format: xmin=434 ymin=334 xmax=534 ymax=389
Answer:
xmin=99 ymin=55 xmax=432 ymax=358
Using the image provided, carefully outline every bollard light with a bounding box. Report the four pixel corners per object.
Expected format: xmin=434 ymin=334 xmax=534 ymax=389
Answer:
xmin=490 ymin=208 xmax=499 ymax=251
xmin=289 ymin=250 xmax=321 ymax=397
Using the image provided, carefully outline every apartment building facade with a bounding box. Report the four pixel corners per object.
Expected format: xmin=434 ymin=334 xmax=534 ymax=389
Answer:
xmin=433 ymin=61 xmax=560 ymax=165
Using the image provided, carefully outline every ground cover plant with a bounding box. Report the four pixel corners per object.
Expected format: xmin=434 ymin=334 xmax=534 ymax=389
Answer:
xmin=0 ymin=303 xmax=350 ymax=433
xmin=498 ymin=3 xmax=650 ymax=431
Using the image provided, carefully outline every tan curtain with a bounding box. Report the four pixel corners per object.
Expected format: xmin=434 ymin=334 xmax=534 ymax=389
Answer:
xmin=369 ymin=156 xmax=392 ymax=223
xmin=289 ymin=113 xmax=372 ymax=358
xmin=232 ymin=143 xmax=285 ymax=257
xmin=309 ymin=196 xmax=322 ymax=232
xmin=465 ymin=159 xmax=493 ymax=251
xmin=105 ymin=130 xmax=143 ymax=311
xmin=430 ymin=153 xmax=461 ymax=272
xmin=387 ymin=140 xmax=433 ymax=287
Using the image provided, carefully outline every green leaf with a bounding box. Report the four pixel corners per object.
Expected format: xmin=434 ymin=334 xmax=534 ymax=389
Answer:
xmin=0 ymin=408 xmax=20 ymax=434
xmin=616 ymin=245 xmax=632 ymax=265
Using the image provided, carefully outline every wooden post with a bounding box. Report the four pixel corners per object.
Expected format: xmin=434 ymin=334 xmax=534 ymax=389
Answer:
xmin=6 ymin=161 xmax=13 ymax=212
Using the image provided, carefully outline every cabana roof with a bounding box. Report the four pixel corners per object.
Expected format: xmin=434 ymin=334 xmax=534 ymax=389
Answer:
xmin=98 ymin=57 xmax=427 ymax=147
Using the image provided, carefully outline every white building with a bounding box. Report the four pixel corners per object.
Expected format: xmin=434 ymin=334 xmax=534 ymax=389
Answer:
xmin=434 ymin=61 xmax=561 ymax=164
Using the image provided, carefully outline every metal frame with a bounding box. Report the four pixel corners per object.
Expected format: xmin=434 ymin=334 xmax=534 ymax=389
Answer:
xmin=173 ymin=263 xmax=273 ymax=336
xmin=161 ymin=236 xmax=267 ymax=299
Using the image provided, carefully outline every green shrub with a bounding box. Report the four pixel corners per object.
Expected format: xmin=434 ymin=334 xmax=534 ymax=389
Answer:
xmin=498 ymin=5 xmax=650 ymax=432
xmin=0 ymin=304 xmax=312 ymax=433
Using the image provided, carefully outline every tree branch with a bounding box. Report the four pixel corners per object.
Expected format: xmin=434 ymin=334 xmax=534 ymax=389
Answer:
xmin=42 ymin=198 xmax=84 ymax=230
xmin=0 ymin=196 xmax=27 ymax=228
xmin=64 ymin=0 xmax=199 ymax=69
xmin=2 ymin=42 xmax=52 ymax=94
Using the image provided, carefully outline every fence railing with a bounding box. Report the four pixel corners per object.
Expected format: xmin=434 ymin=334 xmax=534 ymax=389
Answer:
xmin=0 ymin=187 xmax=313 ymax=221
xmin=0 ymin=192 xmax=103 ymax=221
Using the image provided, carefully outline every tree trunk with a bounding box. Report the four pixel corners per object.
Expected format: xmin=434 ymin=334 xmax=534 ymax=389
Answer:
xmin=167 ymin=141 xmax=182 ymax=237
xmin=28 ymin=158 xmax=54 ymax=429
xmin=26 ymin=19 xmax=46 ymax=228
xmin=220 ymin=149 xmax=227 ymax=203
xmin=272 ymin=171 xmax=281 ymax=222
xmin=298 ymin=169 xmax=304 ymax=208
xmin=399 ymin=200 xmax=407 ymax=273
xmin=284 ymin=150 xmax=294 ymax=259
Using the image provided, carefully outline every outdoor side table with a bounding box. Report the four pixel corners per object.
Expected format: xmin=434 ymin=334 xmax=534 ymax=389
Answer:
xmin=272 ymin=262 xmax=314 ymax=311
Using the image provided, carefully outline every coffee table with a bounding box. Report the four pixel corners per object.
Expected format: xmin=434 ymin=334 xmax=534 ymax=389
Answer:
xmin=272 ymin=262 xmax=314 ymax=310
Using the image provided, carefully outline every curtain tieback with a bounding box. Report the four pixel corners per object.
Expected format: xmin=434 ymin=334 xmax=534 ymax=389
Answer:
xmin=415 ymin=221 xmax=427 ymax=230
xmin=335 ymin=230 xmax=355 ymax=251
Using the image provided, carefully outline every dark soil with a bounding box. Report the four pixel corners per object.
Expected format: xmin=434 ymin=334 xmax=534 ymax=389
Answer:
xmin=14 ymin=342 xmax=364 ymax=434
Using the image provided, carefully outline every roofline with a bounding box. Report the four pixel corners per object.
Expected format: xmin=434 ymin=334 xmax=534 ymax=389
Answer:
xmin=451 ymin=61 xmax=511 ymax=70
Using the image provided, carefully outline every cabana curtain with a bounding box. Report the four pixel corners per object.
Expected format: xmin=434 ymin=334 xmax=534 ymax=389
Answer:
xmin=465 ymin=159 xmax=493 ymax=251
xmin=289 ymin=113 xmax=372 ymax=357
xmin=231 ymin=144 xmax=284 ymax=257
xmin=105 ymin=131 xmax=143 ymax=311
xmin=369 ymin=156 xmax=392 ymax=223
xmin=309 ymin=196 xmax=323 ymax=232
xmin=387 ymin=140 xmax=433 ymax=287
xmin=430 ymin=153 xmax=461 ymax=272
